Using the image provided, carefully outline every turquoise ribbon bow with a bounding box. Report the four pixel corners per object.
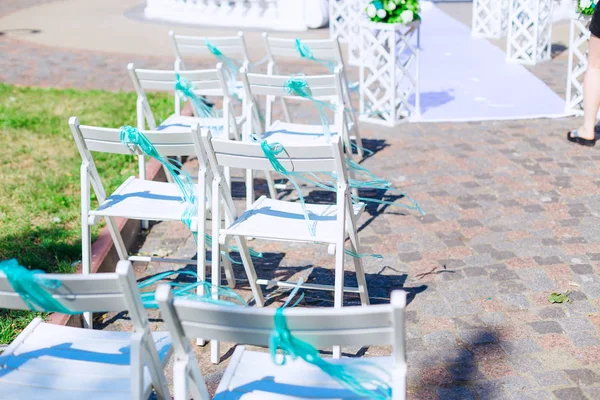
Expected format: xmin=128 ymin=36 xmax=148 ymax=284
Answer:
xmin=0 ymin=259 xmax=77 ymax=314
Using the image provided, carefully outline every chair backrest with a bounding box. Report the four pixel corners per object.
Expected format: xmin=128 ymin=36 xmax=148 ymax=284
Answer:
xmin=199 ymin=129 xmax=347 ymax=179
xmin=127 ymin=63 xmax=226 ymax=130
xmin=69 ymin=116 xmax=203 ymax=204
xmin=0 ymin=260 xmax=146 ymax=330
xmin=70 ymin=116 xmax=201 ymax=159
xmin=156 ymin=285 xmax=407 ymax=398
xmin=241 ymin=68 xmax=343 ymax=101
xmin=240 ymin=68 xmax=345 ymax=131
xmin=170 ymin=31 xmax=250 ymax=71
xmin=262 ymin=33 xmax=344 ymax=74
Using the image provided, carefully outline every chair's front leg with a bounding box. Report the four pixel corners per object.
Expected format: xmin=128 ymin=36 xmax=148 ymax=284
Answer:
xmin=173 ymin=357 xmax=189 ymax=400
xmin=80 ymin=163 xmax=93 ymax=328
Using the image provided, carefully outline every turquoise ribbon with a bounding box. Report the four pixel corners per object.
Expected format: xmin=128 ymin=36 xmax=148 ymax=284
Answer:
xmin=269 ymin=308 xmax=392 ymax=399
xmin=136 ymin=270 xmax=246 ymax=308
xmin=0 ymin=259 xmax=78 ymax=314
xmin=174 ymin=73 xmax=222 ymax=123
xmin=283 ymin=75 xmax=335 ymax=142
xmin=256 ymin=137 xmax=316 ymax=236
xmin=206 ymin=41 xmax=242 ymax=100
xmin=294 ymin=39 xmax=338 ymax=73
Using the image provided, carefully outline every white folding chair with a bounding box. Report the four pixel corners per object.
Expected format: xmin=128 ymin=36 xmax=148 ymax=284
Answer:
xmin=69 ymin=117 xmax=236 ymax=328
xmin=157 ymin=285 xmax=407 ymax=400
xmin=129 ymin=63 xmax=246 ymax=192
xmin=240 ymin=68 xmax=358 ymax=208
xmin=0 ymin=260 xmax=173 ymax=400
xmin=261 ymin=34 xmax=363 ymax=156
xmin=198 ymin=129 xmax=370 ymax=360
xmin=170 ymin=31 xmax=251 ymax=72
xmin=128 ymin=63 xmax=243 ymax=139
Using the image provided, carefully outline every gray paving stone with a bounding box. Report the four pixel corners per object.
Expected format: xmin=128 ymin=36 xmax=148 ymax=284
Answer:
xmin=553 ymin=387 xmax=590 ymax=400
xmin=537 ymin=307 xmax=567 ymax=319
xmin=564 ymin=369 xmax=600 ymax=386
xmin=533 ymin=370 xmax=571 ymax=387
xmin=529 ymin=321 xmax=564 ymax=334
xmin=560 ymin=317 xmax=595 ymax=333
xmin=571 ymin=264 xmax=594 ymax=275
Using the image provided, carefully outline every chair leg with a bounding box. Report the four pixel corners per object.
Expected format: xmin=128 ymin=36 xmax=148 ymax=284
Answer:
xmin=246 ymin=169 xmax=254 ymax=211
xmin=188 ymin=361 xmax=211 ymax=400
xmin=105 ymin=216 xmax=128 ymax=260
xmin=351 ymin=119 xmax=364 ymax=158
xmin=234 ymin=235 xmax=265 ymax=307
xmin=348 ymin=238 xmax=370 ymax=306
xmin=264 ymin=170 xmax=277 ymax=200
xmin=82 ymin=214 xmax=92 ymax=329
xmin=211 ymin=184 xmax=221 ymax=364
xmin=173 ymin=359 xmax=188 ymax=400
xmin=333 ymin=241 xmax=345 ymax=359
xmin=222 ymin=251 xmax=236 ymax=289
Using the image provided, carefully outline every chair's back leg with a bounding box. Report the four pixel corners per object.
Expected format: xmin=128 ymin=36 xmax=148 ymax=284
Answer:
xmin=233 ymin=235 xmax=265 ymax=307
xmin=264 ymin=170 xmax=278 ymax=199
xmin=187 ymin=361 xmax=211 ymax=400
xmin=222 ymin=252 xmax=236 ymax=289
xmin=345 ymin=191 xmax=370 ymax=306
xmin=211 ymin=178 xmax=222 ymax=365
xmin=173 ymin=359 xmax=189 ymax=400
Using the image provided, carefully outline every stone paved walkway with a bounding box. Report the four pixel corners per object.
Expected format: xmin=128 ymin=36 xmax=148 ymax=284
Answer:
xmin=4 ymin=1 xmax=600 ymax=399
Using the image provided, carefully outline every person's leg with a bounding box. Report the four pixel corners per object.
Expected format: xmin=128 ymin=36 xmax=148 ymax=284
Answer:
xmin=576 ymin=35 xmax=600 ymax=140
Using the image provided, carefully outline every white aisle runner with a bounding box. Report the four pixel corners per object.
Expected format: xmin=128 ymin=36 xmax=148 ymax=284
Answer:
xmin=414 ymin=3 xmax=569 ymax=122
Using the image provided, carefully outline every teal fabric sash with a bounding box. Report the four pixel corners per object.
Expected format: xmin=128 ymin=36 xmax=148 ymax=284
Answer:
xmin=0 ymin=259 xmax=78 ymax=314
xmin=269 ymin=308 xmax=392 ymax=399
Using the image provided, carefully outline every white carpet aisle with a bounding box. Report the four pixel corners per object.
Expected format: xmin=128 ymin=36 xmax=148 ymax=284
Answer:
xmin=413 ymin=3 xmax=569 ymax=122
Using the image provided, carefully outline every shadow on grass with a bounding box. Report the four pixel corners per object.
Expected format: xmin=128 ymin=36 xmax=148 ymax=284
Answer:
xmin=0 ymin=225 xmax=82 ymax=273
xmin=0 ymin=226 xmax=84 ymax=344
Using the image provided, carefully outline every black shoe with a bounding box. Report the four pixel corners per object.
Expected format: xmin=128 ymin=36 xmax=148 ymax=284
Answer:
xmin=567 ymin=130 xmax=597 ymax=147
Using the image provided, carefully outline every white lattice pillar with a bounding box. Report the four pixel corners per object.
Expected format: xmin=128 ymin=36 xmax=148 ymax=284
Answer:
xmin=506 ymin=0 xmax=554 ymax=65
xmin=472 ymin=0 xmax=510 ymax=38
xmin=565 ymin=16 xmax=592 ymax=116
xmin=347 ymin=0 xmax=369 ymax=66
xmin=359 ymin=21 xmax=420 ymax=126
xmin=330 ymin=0 xmax=353 ymax=43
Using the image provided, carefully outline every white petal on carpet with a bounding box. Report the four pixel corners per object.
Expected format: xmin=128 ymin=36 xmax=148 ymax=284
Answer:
xmin=412 ymin=3 xmax=569 ymax=122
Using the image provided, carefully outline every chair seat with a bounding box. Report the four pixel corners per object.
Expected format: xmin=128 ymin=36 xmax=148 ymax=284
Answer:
xmin=157 ymin=114 xmax=243 ymax=133
xmin=90 ymin=176 xmax=204 ymax=224
xmin=215 ymin=347 xmax=392 ymax=399
xmin=221 ymin=196 xmax=364 ymax=244
xmin=0 ymin=319 xmax=172 ymax=400
xmin=262 ymin=120 xmax=339 ymax=145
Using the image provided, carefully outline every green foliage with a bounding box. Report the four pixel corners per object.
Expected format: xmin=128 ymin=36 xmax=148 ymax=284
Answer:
xmin=577 ymin=1 xmax=598 ymax=16
xmin=365 ymin=0 xmax=420 ymax=24
xmin=0 ymin=84 xmax=172 ymax=343
xmin=548 ymin=292 xmax=570 ymax=304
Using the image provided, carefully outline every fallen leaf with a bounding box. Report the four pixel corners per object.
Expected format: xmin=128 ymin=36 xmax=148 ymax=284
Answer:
xmin=548 ymin=292 xmax=570 ymax=304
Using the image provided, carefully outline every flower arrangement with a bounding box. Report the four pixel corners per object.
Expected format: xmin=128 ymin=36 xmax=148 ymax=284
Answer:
xmin=578 ymin=0 xmax=598 ymax=16
xmin=365 ymin=0 xmax=420 ymax=24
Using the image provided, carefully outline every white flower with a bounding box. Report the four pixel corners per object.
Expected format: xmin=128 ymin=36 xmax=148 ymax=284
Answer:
xmin=377 ymin=9 xmax=387 ymax=18
xmin=401 ymin=10 xmax=414 ymax=23
xmin=367 ymin=4 xmax=377 ymax=18
xmin=386 ymin=2 xmax=396 ymax=11
xmin=580 ymin=0 xmax=592 ymax=8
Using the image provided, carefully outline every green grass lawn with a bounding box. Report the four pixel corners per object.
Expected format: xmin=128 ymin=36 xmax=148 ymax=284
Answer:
xmin=0 ymin=84 xmax=173 ymax=344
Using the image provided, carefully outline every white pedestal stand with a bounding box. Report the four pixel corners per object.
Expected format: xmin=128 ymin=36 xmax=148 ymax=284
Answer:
xmin=359 ymin=20 xmax=421 ymax=126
